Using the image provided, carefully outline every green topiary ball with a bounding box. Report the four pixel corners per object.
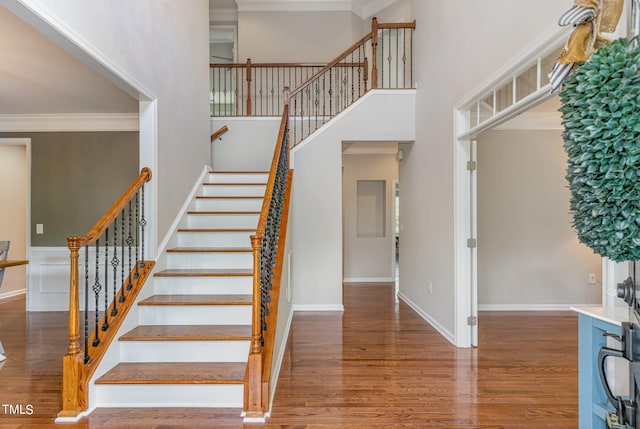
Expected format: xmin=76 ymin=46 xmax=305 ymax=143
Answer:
xmin=560 ymin=37 xmax=640 ymax=262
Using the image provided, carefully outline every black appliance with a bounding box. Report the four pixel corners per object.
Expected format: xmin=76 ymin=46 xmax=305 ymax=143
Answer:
xmin=601 ymin=265 xmax=640 ymax=428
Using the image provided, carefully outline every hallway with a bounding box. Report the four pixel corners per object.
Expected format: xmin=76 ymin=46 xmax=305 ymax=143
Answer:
xmin=0 ymin=284 xmax=577 ymax=428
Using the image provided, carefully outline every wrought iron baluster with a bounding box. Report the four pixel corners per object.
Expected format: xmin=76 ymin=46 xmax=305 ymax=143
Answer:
xmin=92 ymin=240 xmax=101 ymax=347
xmin=402 ymin=28 xmax=407 ymax=88
xmin=395 ymin=29 xmax=399 ymax=88
xmin=111 ymin=216 xmax=119 ymax=316
xmin=84 ymin=245 xmax=89 ymax=363
xmin=134 ymin=193 xmax=140 ymax=279
xmin=351 ymin=50 xmax=355 ymax=103
xmin=381 ymin=29 xmax=384 ymax=88
xmin=329 ymin=68 xmax=333 ymax=117
xmin=140 ymin=184 xmax=146 ymax=268
xmin=103 ymin=229 xmax=109 ymax=331
xmin=127 ymin=201 xmax=133 ymax=290
xmin=323 ymin=75 xmax=326 ymax=122
xmin=271 ymin=67 xmax=275 ymax=115
xmin=120 ymin=209 xmax=125 ymax=302
xmin=315 ymin=78 xmax=319 ymax=131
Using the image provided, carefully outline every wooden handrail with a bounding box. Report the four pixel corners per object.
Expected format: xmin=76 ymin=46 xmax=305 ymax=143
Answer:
xmin=210 ymin=62 xmax=325 ymax=69
xmin=211 ymin=125 xmax=229 ymax=141
xmin=289 ymin=33 xmax=373 ymax=98
xmin=68 ymin=167 xmax=152 ymax=248
xmin=378 ymin=20 xmax=416 ymax=29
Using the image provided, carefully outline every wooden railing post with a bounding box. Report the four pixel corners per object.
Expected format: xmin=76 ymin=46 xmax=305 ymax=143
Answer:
xmin=59 ymin=237 xmax=84 ymax=418
xmin=246 ymin=234 xmax=264 ymax=417
xmin=371 ymin=17 xmax=379 ymax=89
xmin=246 ymin=58 xmax=253 ymax=116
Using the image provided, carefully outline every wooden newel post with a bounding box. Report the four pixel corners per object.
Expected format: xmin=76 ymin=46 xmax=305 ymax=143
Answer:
xmin=246 ymin=234 xmax=264 ymax=417
xmin=371 ymin=17 xmax=379 ymax=89
xmin=283 ymin=86 xmax=290 ymax=106
xmin=58 ymin=237 xmax=84 ymax=418
xmin=246 ymin=58 xmax=253 ymax=116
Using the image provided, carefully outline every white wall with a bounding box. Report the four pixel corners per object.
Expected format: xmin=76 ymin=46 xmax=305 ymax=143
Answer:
xmin=210 ymin=117 xmax=279 ymax=171
xmin=403 ymin=0 xmax=574 ymax=342
xmin=290 ymin=90 xmax=414 ymax=310
xmin=477 ymin=130 xmax=601 ymax=309
xmin=0 ymin=144 xmax=27 ymax=299
xmin=12 ymin=0 xmax=211 ymax=251
xmin=238 ymin=11 xmax=365 ymax=63
xmin=343 ymin=153 xmax=398 ymax=282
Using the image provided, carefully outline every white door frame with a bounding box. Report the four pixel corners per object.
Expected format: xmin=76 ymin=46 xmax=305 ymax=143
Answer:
xmin=0 ymin=138 xmax=31 ymax=301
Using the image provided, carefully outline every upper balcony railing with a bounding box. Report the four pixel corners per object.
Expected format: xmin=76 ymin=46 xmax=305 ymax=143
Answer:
xmin=210 ymin=17 xmax=416 ymax=121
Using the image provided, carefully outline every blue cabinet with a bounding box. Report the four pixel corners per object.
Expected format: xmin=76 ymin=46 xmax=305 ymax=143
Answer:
xmin=578 ymin=313 xmax=622 ymax=429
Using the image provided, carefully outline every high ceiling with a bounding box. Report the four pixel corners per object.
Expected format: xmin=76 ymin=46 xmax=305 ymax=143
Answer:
xmin=0 ymin=5 xmax=138 ymax=115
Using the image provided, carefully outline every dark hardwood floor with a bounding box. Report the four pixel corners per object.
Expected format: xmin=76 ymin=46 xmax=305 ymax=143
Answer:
xmin=0 ymin=285 xmax=578 ymax=428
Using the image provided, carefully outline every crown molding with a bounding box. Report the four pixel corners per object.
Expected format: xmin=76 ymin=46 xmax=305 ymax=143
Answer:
xmin=0 ymin=113 xmax=139 ymax=132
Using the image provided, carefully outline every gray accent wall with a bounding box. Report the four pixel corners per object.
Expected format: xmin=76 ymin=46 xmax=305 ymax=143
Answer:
xmin=0 ymin=132 xmax=138 ymax=246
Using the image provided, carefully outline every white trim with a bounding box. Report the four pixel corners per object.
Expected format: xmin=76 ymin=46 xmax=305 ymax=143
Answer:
xmin=352 ymin=0 xmax=401 ymax=19
xmin=455 ymin=25 xmax=569 ymax=110
xmin=479 ymin=304 xmax=600 ymax=312
xmin=397 ymin=291 xmax=456 ymax=346
xmin=0 ymin=288 xmax=26 ymax=301
xmin=267 ymin=307 xmax=294 ymax=417
xmin=343 ymin=277 xmax=395 ymax=283
xmin=0 ymin=114 xmax=139 ymax=132
xmin=292 ymin=304 xmax=345 ymax=312
xmin=139 ymin=100 xmax=158 ymax=260
xmin=54 ymin=411 xmax=90 ymax=424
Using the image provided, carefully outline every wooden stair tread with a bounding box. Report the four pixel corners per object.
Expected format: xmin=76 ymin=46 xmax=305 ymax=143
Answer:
xmin=140 ymin=294 xmax=252 ymax=305
xmin=95 ymin=362 xmax=246 ymax=385
xmin=120 ymin=325 xmax=251 ymax=341
xmin=202 ymin=183 xmax=266 ymax=186
xmin=210 ymin=171 xmax=269 ymax=174
xmin=187 ymin=211 xmax=260 ymax=215
xmin=177 ymin=228 xmax=255 ymax=233
xmin=196 ymin=196 xmax=263 ymax=199
xmin=167 ymin=247 xmax=252 ymax=253
xmin=154 ymin=269 xmax=253 ymax=277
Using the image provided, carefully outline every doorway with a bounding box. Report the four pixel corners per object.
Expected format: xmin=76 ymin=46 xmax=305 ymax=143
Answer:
xmin=0 ymin=139 xmax=30 ymax=301
xmin=342 ymin=142 xmax=399 ymax=293
xmin=475 ymin=101 xmax=602 ymax=314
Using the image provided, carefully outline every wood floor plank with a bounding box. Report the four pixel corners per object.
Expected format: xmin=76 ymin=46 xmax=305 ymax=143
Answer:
xmin=166 ymin=247 xmax=252 ymax=252
xmin=0 ymin=284 xmax=579 ymax=428
xmin=95 ymin=362 xmax=245 ymax=384
xmin=139 ymin=294 xmax=252 ymax=305
xmin=119 ymin=325 xmax=251 ymax=341
xmin=154 ymin=268 xmax=253 ymax=277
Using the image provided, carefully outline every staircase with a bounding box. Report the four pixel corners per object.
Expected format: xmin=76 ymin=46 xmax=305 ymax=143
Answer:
xmin=93 ymin=171 xmax=268 ymax=408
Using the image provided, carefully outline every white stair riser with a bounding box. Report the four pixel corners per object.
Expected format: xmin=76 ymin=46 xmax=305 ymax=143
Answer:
xmin=195 ymin=198 xmax=263 ymax=212
xmin=177 ymin=231 xmax=253 ymax=248
xmin=166 ymin=252 xmax=252 ymax=270
xmin=202 ymin=185 xmax=266 ymax=197
xmin=208 ymin=173 xmax=268 ymax=183
xmin=153 ymin=276 xmax=253 ymax=295
xmin=187 ymin=214 xmax=259 ymax=229
xmin=138 ymin=305 xmax=251 ymax=325
xmin=120 ymin=340 xmax=250 ymax=363
xmin=95 ymin=384 xmax=243 ymax=408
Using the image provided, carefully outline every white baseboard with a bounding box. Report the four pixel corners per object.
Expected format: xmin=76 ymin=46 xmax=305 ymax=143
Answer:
xmin=343 ymin=277 xmax=395 ymax=283
xmin=478 ymin=303 xmax=599 ymax=311
xmin=397 ymin=291 xmax=456 ymax=346
xmin=0 ymin=288 xmax=26 ymax=301
xmin=292 ymin=304 xmax=345 ymax=312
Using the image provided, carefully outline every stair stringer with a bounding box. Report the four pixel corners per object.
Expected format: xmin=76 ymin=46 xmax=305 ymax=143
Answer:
xmin=83 ymin=165 xmax=237 ymax=412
